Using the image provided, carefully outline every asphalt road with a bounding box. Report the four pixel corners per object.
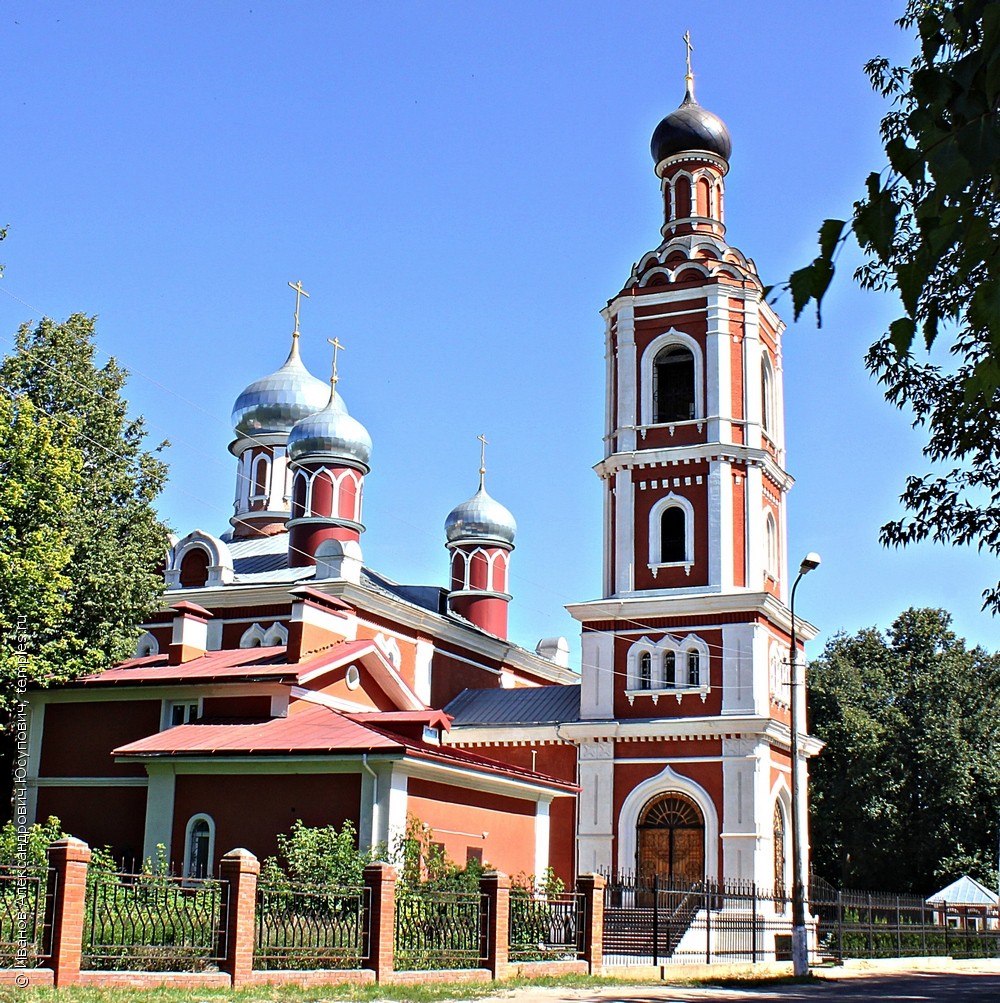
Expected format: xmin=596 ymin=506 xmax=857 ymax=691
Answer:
xmin=494 ymin=971 xmax=1000 ymax=1002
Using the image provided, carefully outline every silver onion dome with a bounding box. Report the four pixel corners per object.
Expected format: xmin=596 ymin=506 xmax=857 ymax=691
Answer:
xmin=287 ymin=388 xmax=372 ymax=469
xmin=445 ymin=481 xmax=516 ymax=546
xmin=231 ymin=339 xmax=331 ymax=437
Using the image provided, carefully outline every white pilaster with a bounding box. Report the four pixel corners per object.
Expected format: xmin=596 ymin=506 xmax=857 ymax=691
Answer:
xmin=745 ymin=465 xmax=764 ymax=591
xmin=615 ymin=306 xmax=637 ymax=453
xmin=721 ymin=737 xmax=759 ymax=883
xmin=705 ymin=289 xmax=731 ymax=443
xmin=268 ymin=446 xmax=288 ymax=511
xmin=707 ymin=461 xmax=723 ymax=588
xmin=580 ymin=629 xmax=615 ymax=720
xmin=744 ymin=302 xmax=763 ymax=451
xmin=613 ymin=470 xmax=634 ymax=595
xmin=576 ymin=743 xmax=615 ymax=874
xmin=534 ymin=799 xmax=551 ymax=879
xmin=142 ymin=765 xmax=176 ymax=864
xmin=720 ymin=623 xmax=755 ymax=715
xmin=413 ymin=638 xmax=433 ymax=706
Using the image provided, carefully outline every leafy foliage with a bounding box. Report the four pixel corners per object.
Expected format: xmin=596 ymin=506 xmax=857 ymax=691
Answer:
xmin=0 ymin=315 xmax=170 ymax=713
xmin=261 ymin=818 xmax=373 ymax=890
xmin=809 ymin=608 xmax=1000 ymax=892
xmin=774 ymin=2 xmax=1000 ymax=611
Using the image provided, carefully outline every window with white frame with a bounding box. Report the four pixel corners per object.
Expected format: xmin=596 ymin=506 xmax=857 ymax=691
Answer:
xmin=663 ymin=650 xmax=676 ymax=687
xmin=641 ymin=331 xmax=703 ymax=428
xmin=627 ymin=636 xmax=709 ymax=694
xmin=166 ymin=700 xmax=200 ymax=727
xmin=761 ymin=352 xmax=775 ymax=436
xmin=184 ymin=814 xmax=215 ymax=879
xmin=765 ymin=511 xmax=779 ymax=579
xmin=649 ymin=495 xmax=694 ymax=569
xmin=654 ymin=344 xmax=696 ymax=423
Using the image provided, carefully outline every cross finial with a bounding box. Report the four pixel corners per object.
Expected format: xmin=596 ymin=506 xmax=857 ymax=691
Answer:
xmin=288 ymin=280 xmax=310 ymax=339
xmin=682 ymin=30 xmax=695 ymax=99
xmin=477 ymin=433 xmax=488 ymax=489
xmin=326 ymin=336 xmax=345 ymax=387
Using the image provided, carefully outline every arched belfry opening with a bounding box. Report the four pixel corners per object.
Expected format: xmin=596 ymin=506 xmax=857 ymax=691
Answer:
xmin=637 ymin=792 xmax=706 ymax=885
xmin=653 ymin=344 xmax=696 ymax=423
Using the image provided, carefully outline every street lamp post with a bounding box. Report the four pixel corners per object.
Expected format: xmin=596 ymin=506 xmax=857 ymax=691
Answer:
xmin=789 ymin=551 xmax=821 ymax=977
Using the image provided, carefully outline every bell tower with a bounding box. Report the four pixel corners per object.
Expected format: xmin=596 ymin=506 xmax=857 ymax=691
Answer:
xmin=567 ymin=51 xmax=818 ymax=891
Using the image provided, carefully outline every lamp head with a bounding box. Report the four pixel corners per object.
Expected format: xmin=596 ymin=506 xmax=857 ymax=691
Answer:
xmin=799 ymin=552 xmax=822 ymax=575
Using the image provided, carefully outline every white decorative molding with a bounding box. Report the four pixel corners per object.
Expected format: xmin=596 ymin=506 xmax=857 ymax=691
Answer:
xmin=617 ymin=765 xmax=720 ymax=880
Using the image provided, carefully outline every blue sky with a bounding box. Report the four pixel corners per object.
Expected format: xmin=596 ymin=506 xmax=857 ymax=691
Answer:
xmin=2 ymin=1 xmax=996 ymax=661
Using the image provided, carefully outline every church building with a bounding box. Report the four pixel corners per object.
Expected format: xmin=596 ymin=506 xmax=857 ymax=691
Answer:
xmin=24 ymin=67 xmax=819 ymax=893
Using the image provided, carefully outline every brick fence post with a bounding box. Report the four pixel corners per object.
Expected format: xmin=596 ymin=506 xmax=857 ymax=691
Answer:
xmin=577 ymin=873 xmax=605 ymax=975
xmin=218 ymin=848 xmax=259 ymax=987
xmin=363 ymin=862 xmax=397 ymax=981
xmin=46 ymin=837 xmax=91 ymax=987
xmin=480 ymin=870 xmax=510 ymax=979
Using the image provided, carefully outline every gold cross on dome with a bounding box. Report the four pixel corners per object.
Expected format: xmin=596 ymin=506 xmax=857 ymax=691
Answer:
xmin=683 ymin=30 xmax=694 ymax=79
xmin=327 ymin=336 xmax=345 ymax=386
xmin=288 ymin=280 xmax=310 ymax=339
xmin=478 ymin=433 xmax=489 ymax=483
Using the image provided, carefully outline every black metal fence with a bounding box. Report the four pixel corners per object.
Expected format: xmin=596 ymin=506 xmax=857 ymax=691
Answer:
xmin=0 ymin=866 xmax=52 ymax=968
xmin=603 ymin=874 xmax=796 ymax=965
xmin=394 ymin=891 xmax=486 ymax=970
xmin=254 ymin=882 xmax=369 ymax=970
xmin=811 ymin=884 xmax=1000 ymax=962
xmin=508 ymin=891 xmax=583 ymax=962
xmin=83 ymin=870 xmax=228 ymax=971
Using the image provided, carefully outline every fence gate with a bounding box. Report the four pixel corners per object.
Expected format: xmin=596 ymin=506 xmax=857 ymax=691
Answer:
xmin=602 ymin=875 xmax=702 ymax=965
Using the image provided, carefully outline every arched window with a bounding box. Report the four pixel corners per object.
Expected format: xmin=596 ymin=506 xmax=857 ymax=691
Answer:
xmin=653 ymin=345 xmax=696 ymax=423
xmin=638 ymin=652 xmax=652 ymax=690
xmin=637 ymin=792 xmax=705 ymax=884
xmin=773 ymin=801 xmax=786 ymax=897
xmin=251 ymin=453 xmax=269 ymax=501
xmin=179 ymin=548 xmax=209 ymax=588
xmin=184 ymin=814 xmax=215 ymax=879
xmin=663 ymin=650 xmax=676 ymax=687
xmin=686 ymin=650 xmax=701 ymax=686
xmin=291 ymin=471 xmax=308 ymax=519
xmin=660 ymin=506 xmax=686 ymax=563
xmin=761 ymin=353 xmax=775 ymax=436
xmin=765 ymin=512 xmax=779 ymax=577
xmin=650 ymin=494 xmax=694 ymax=569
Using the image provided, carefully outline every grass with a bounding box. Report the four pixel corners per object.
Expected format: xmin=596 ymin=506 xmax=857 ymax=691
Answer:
xmin=0 ymin=972 xmax=818 ymax=1003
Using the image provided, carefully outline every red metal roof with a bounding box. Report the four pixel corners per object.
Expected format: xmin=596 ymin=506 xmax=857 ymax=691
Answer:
xmin=114 ymin=703 xmax=403 ymax=755
xmin=74 ymin=638 xmax=379 ymax=687
xmin=78 ymin=646 xmax=296 ymax=685
xmin=113 ymin=701 xmax=576 ymax=793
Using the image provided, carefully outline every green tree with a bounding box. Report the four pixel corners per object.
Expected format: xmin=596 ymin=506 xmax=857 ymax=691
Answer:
xmin=777 ymin=1 xmax=1000 ymax=612
xmin=0 ymin=315 xmax=169 ymax=704
xmin=809 ymin=607 xmax=1000 ymax=892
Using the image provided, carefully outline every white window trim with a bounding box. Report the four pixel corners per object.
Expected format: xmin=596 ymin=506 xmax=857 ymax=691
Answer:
xmin=625 ymin=633 xmax=711 ymax=705
xmin=640 ymin=328 xmax=705 ymax=427
xmin=249 ymin=452 xmax=272 ymax=503
xmin=134 ymin=632 xmax=159 ymax=658
xmin=617 ymin=765 xmax=719 ymax=880
xmin=183 ymin=813 xmax=216 ymax=879
xmin=239 ymin=622 xmax=288 ymax=649
xmin=161 ymin=698 xmax=203 ymax=731
xmin=648 ymin=492 xmax=695 ymax=574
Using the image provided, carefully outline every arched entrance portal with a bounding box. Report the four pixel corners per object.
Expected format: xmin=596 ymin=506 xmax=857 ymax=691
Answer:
xmin=637 ymin=792 xmax=705 ymax=885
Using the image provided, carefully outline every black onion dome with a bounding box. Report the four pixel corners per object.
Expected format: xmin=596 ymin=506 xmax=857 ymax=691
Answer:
xmin=651 ymin=90 xmax=732 ymax=164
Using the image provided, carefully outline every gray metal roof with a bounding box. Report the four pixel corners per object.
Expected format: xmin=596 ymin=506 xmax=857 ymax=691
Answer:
xmin=446 ymin=685 xmax=581 ymax=726
xmin=927 ymin=875 xmax=999 ymax=906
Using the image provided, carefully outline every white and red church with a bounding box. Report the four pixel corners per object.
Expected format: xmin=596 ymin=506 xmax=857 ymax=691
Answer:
xmin=24 ymin=72 xmax=819 ymax=893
